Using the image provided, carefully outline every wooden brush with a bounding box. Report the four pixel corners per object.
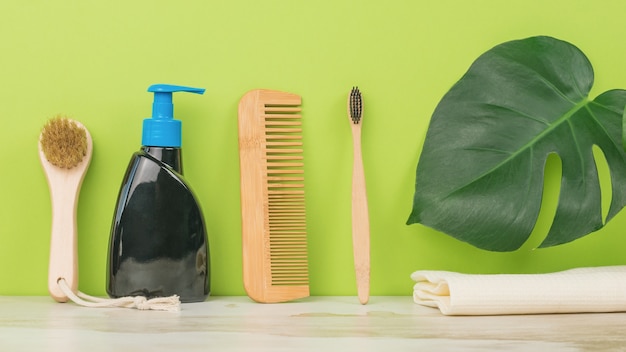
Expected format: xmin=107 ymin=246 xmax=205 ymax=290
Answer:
xmin=38 ymin=116 xmax=93 ymax=302
xmin=348 ymin=86 xmax=370 ymax=304
xmin=237 ymin=89 xmax=309 ymax=303
xmin=39 ymin=124 xmax=179 ymax=311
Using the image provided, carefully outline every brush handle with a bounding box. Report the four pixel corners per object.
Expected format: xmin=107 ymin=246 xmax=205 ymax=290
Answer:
xmin=45 ymin=168 xmax=82 ymax=302
xmin=351 ymin=126 xmax=370 ymax=305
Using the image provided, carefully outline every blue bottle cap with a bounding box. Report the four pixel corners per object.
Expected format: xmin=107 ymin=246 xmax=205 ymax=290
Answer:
xmin=142 ymin=84 xmax=205 ymax=147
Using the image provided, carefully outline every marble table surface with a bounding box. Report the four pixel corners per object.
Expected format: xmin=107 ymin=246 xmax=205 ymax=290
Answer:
xmin=0 ymin=295 xmax=624 ymax=351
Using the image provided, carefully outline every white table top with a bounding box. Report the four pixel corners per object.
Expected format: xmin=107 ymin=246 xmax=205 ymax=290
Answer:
xmin=0 ymin=296 xmax=623 ymax=351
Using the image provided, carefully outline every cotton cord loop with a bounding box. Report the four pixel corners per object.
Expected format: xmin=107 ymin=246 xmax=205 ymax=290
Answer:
xmin=57 ymin=278 xmax=181 ymax=311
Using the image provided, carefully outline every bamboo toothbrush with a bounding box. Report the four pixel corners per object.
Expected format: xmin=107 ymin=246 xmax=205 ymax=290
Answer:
xmin=238 ymin=89 xmax=310 ymax=303
xmin=38 ymin=116 xmax=93 ymax=303
xmin=348 ymin=86 xmax=370 ymax=305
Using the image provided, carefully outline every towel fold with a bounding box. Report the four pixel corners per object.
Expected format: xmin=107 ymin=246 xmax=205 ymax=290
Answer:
xmin=411 ymin=265 xmax=626 ymax=315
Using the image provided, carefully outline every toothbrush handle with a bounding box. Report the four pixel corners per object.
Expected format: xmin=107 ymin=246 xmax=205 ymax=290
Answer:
xmin=351 ymin=128 xmax=370 ymax=304
xmin=46 ymin=171 xmax=81 ymax=303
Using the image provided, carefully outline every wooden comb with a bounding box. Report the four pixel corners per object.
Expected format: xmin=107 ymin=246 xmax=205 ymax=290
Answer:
xmin=237 ymin=89 xmax=310 ymax=303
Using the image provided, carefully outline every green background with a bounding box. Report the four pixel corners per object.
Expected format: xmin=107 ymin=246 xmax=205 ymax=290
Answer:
xmin=2 ymin=0 xmax=626 ymax=297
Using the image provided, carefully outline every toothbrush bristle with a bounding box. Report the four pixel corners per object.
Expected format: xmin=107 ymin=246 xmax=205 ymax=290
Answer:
xmin=350 ymin=86 xmax=362 ymax=124
xmin=40 ymin=116 xmax=88 ymax=169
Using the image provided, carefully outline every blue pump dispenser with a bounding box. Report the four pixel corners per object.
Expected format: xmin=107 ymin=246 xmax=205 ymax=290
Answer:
xmin=107 ymin=83 xmax=210 ymax=302
xmin=142 ymin=84 xmax=205 ymax=147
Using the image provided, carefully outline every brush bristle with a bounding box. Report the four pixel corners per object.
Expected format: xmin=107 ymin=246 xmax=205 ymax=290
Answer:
xmin=349 ymin=86 xmax=362 ymax=124
xmin=40 ymin=116 xmax=87 ymax=169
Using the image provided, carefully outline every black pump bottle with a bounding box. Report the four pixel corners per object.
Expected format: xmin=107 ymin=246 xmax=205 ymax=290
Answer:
xmin=107 ymin=84 xmax=210 ymax=302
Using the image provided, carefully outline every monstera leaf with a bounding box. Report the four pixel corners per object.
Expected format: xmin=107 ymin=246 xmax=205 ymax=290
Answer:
xmin=407 ymin=36 xmax=626 ymax=252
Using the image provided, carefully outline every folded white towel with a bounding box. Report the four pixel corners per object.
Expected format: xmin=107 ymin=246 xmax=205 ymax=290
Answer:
xmin=411 ymin=266 xmax=626 ymax=315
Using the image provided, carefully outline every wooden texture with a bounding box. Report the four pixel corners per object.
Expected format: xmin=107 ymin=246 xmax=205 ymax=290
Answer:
xmin=237 ymin=89 xmax=309 ymax=303
xmin=348 ymin=88 xmax=370 ymax=304
xmin=38 ymin=120 xmax=93 ymax=303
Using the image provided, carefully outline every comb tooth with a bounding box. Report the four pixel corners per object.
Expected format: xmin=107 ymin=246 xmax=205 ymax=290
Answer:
xmin=270 ymin=235 xmax=307 ymax=239
xmin=271 ymin=255 xmax=307 ymax=259
xmin=265 ymin=120 xmax=302 ymax=125
xmin=269 ymin=245 xmax=308 ymax=250
xmin=267 ymin=177 xmax=305 ymax=183
xmin=266 ymin=155 xmax=304 ymax=161
xmin=271 ymin=258 xmax=307 ymax=262
xmin=269 ymin=211 xmax=306 ymax=215
xmin=272 ymin=281 xmax=309 ymax=286
xmin=267 ymin=169 xmax=304 ymax=175
xmin=269 ymin=222 xmax=306 ymax=227
xmin=272 ymin=273 xmax=308 ymax=278
xmin=269 ymin=248 xmax=307 ymax=252
xmin=268 ymin=215 xmax=306 ymax=219
xmin=270 ymin=227 xmax=306 ymax=230
xmin=271 ymin=273 xmax=308 ymax=278
xmin=268 ymin=209 xmax=306 ymax=214
xmin=265 ymin=134 xmax=302 ymax=141
xmin=268 ymin=208 xmax=305 ymax=212
xmin=268 ymin=216 xmax=306 ymax=220
xmin=268 ymin=216 xmax=306 ymax=221
xmin=268 ymin=183 xmax=303 ymax=188
xmin=268 ymin=202 xmax=305 ymax=206
xmin=269 ymin=225 xmax=306 ymax=229
xmin=271 ymin=256 xmax=307 ymax=260
xmin=270 ymin=266 xmax=308 ymax=270
xmin=267 ymin=190 xmax=304 ymax=197
xmin=266 ymin=148 xmax=303 ymax=153
xmin=269 ymin=216 xmax=305 ymax=220
xmin=269 ymin=232 xmax=307 ymax=235
xmin=269 ymin=220 xmax=306 ymax=225
xmin=271 ymin=270 xmax=309 ymax=275
xmin=267 ymin=162 xmax=304 ymax=167
xmin=268 ymin=199 xmax=305 ymax=205
xmin=265 ymin=148 xmax=302 ymax=157
xmin=268 ymin=219 xmax=306 ymax=223
xmin=273 ymin=233 xmax=306 ymax=238
xmin=266 ymin=141 xmax=303 ymax=147
xmin=270 ymin=232 xmax=307 ymax=236
xmin=269 ymin=201 xmax=305 ymax=206
xmin=272 ymin=271 xmax=308 ymax=275
xmin=265 ymin=129 xmax=303 ymax=135
xmin=264 ymin=114 xmax=301 ymax=119
xmin=271 ymin=270 xmax=308 ymax=275
xmin=268 ymin=206 xmax=304 ymax=210
xmin=270 ymin=257 xmax=307 ymax=262
xmin=264 ymin=106 xmax=301 ymax=113
xmin=268 ymin=221 xmax=306 ymax=225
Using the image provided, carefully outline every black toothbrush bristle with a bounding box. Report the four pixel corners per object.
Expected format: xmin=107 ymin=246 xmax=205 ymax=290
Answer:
xmin=350 ymin=86 xmax=362 ymax=124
